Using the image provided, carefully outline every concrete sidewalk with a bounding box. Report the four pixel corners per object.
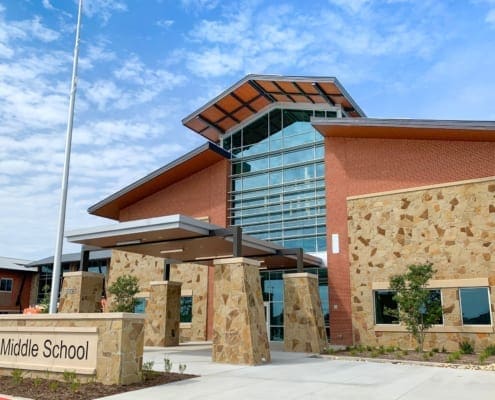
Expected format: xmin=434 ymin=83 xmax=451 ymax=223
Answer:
xmin=98 ymin=343 xmax=495 ymax=400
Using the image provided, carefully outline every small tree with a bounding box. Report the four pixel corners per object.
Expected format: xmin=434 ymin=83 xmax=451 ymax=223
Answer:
xmin=107 ymin=275 xmax=140 ymax=312
xmin=388 ymin=263 xmax=442 ymax=352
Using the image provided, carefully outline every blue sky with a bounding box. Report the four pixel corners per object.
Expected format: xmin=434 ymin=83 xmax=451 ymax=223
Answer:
xmin=1 ymin=0 xmax=495 ymax=261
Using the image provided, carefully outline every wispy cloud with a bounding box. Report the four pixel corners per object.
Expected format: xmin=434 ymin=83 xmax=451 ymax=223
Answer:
xmin=83 ymin=0 xmax=128 ymax=23
xmin=156 ymin=19 xmax=174 ymax=28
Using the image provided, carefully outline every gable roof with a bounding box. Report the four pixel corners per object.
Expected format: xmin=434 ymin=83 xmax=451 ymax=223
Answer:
xmin=182 ymin=74 xmax=365 ymax=142
xmin=88 ymin=142 xmax=230 ymax=220
xmin=0 ymin=256 xmax=36 ymax=272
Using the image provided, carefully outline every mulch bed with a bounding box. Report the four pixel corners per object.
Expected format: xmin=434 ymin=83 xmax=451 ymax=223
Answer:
xmin=0 ymin=372 xmax=197 ymax=400
xmin=325 ymin=347 xmax=495 ymax=368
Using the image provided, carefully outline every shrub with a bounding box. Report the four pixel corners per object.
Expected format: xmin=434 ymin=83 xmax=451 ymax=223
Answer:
xmin=142 ymin=361 xmax=155 ymax=381
xmin=447 ymin=351 xmax=461 ymax=363
xmin=164 ymin=356 xmax=173 ymax=373
xmin=459 ymin=340 xmax=474 ymax=355
xmin=108 ymin=275 xmax=140 ymax=312
xmin=388 ymin=263 xmax=442 ymax=352
xmin=11 ymin=369 xmax=23 ymax=385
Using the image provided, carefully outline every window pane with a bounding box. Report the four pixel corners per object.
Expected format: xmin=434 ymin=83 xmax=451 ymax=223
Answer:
xmin=428 ymin=289 xmax=443 ymax=325
xmin=134 ymin=298 xmax=147 ymax=314
xmin=180 ymin=296 xmax=193 ymax=323
xmin=460 ymin=288 xmax=491 ymax=325
xmin=374 ymin=291 xmax=398 ymax=324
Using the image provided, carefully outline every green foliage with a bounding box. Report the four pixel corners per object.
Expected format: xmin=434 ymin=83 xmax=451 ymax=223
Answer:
xmin=447 ymin=351 xmax=461 ymax=363
xmin=33 ymin=377 xmax=43 ymax=387
xmin=63 ymin=370 xmax=80 ymax=392
xmin=432 ymin=348 xmax=439 ymax=353
xmin=11 ymin=369 xmax=24 ymax=385
xmin=38 ymin=284 xmax=51 ymax=313
xmin=388 ymin=263 xmax=442 ymax=352
xmin=483 ymin=344 xmax=495 ymax=356
xmin=164 ymin=356 xmax=173 ymax=373
xmin=459 ymin=340 xmax=474 ymax=355
xmin=479 ymin=344 xmax=495 ymax=363
xmin=48 ymin=380 xmax=59 ymax=391
xmin=142 ymin=361 xmax=155 ymax=381
xmin=370 ymin=349 xmax=379 ymax=358
xmin=108 ymin=275 xmax=140 ymax=312
xmin=179 ymin=364 xmax=187 ymax=374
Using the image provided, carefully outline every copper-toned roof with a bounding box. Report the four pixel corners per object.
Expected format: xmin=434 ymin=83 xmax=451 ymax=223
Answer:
xmin=88 ymin=142 xmax=230 ymax=220
xmin=182 ymin=74 xmax=365 ymax=142
xmin=312 ymin=118 xmax=495 ymax=141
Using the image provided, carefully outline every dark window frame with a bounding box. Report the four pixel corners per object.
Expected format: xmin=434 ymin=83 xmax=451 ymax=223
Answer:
xmin=0 ymin=278 xmax=13 ymax=292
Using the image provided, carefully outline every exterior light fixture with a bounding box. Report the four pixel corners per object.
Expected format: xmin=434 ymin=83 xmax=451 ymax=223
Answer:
xmin=115 ymin=239 xmax=142 ymax=246
xmin=159 ymin=249 xmax=184 ymax=254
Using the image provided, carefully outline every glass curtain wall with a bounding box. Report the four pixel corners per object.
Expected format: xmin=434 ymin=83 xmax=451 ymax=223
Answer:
xmin=223 ymin=108 xmax=337 ymax=252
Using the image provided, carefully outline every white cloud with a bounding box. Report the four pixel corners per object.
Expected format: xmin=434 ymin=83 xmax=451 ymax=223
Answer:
xmin=42 ymin=0 xmax=55 ymax=10
xmin=181 ymin=0 xmax=220 ymax=11
xmin=328 ymin=0 xmax=371 ymax=13
xmin=83 ymin=0 xmax=128 ymax=23
xmin=156 ymin=19 xmax=174 ymax=28
xmin=486 ymin=8 xmax=495 ymax=24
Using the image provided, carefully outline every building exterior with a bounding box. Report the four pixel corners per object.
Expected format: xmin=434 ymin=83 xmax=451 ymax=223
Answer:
xmin=68 ymin=75 xmax=495 ymax=350
xmin=29 ymin=250 xmax=111 ymax=304
xmin=0 ymin=256 xmax=37 ymax=313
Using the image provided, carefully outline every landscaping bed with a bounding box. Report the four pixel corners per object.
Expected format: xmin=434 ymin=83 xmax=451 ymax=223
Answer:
xmin=324 ymin=344 xmax=495 ymax=370
xmin=0 ymin=371 xmax=197 ymax=400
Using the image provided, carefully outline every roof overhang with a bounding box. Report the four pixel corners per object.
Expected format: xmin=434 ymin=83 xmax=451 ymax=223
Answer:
xmin=182 ymin=74 xmax=365 ymax=142
xmin=88 ymin=142 xmax=230 ymax=220
xmin=312 ymin=118 xmax=495 ymax=141
xmin=66 ymin=214 xmax=323 ymax=269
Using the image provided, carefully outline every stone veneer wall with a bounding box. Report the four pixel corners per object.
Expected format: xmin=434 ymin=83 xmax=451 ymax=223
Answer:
xmin=212 ymin=258 xmax=270 ymax=365
xmin=107 ymin=250 xmax=164 ymax=310
xmin=348 ymin=177 xmax=495 ymax=351
xmin=283 ymin=273 xmax=327 ymax=353
xmin=170 ymin=263 xmax=208 ymax=342
xmin=108 ymin=250 xmax=209 ymax=343
xmin=0 ymin=313 xmax=144 ymax=385
xmin=144 ymin=281 xmax=181 ymax=346
xmin=59 ymin=272 xmax=104 ymax=313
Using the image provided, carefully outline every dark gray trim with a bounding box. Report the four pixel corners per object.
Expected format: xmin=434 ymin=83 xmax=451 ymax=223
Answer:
xmin=29 ymin=249 xmax=112 ymax=267
xmin=87 ymin=142 xmax=231 ymax=215
xmin=311 ymin=117 xmax=495 ymax=130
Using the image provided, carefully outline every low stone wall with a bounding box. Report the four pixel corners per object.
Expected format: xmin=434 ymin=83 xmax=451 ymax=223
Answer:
xmin=0 ymin=313 xmax=144 ymax=385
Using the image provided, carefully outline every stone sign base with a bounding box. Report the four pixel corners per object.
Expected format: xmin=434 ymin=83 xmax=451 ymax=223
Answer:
xmin=284 ymin=273 xmax=328 ymax=353
xmin=0 ymin=313 xmax=144 ymax=385
xmin=212 ymin=258 xmax=270 ymax=365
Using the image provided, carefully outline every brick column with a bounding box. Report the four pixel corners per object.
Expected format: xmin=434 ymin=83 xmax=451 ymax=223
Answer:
xmin=284 ymin=272 xmax=328 ymax=353
xmin=58 ymin=271 xmax=104 ymax=313
xmin=144 ymin=281 xmax=181 ymax=346
xmin=212 ymin=257 xmax=270 ymax=365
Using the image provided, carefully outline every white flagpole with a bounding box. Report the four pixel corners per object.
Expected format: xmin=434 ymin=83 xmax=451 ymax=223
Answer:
xmin=49 ymin=0 xmax=83 ymax=314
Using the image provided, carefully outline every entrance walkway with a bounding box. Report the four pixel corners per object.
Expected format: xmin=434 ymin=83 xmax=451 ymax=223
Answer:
xmin=98 ymin=343 xmax=495 ymax=400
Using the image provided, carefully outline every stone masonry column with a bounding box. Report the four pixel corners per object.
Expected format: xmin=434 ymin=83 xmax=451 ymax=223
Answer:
xmin=283 ymin=272 xmax=328 ymax=353
xmin=58 ymin=271 xmax=104 ymax=313
xmin=212 ymin=257 xmax=270 ymax=365
xmin=144 ymin=281 xmax=181 ymax=346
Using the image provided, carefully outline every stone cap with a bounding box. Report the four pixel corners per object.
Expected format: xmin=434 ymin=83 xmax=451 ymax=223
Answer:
xmin=149 ymin=280 xmax=182 ymax=286
xmin=0 ymin=313 xmax=145 ymax=320
xmin=63 ymin=271 xmax=105 ymax=278
xmin=283 ymin=272 xmax=318 ymax=279
xmin=213 ymin=257 xmax=262 ymax=267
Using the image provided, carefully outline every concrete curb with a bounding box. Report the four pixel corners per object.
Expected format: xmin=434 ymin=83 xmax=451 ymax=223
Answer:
xmin=321 ymin=354 xmax=495 ymax=371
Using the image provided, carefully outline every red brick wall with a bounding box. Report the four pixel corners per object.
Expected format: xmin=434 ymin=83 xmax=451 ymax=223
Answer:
xmin=119 ymin=160 xmax=230 ymax=227
xmin=325 ymin=137 xmax=495 ymax=345
xmin=0 ymin=270 xmax=34 ymax=313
